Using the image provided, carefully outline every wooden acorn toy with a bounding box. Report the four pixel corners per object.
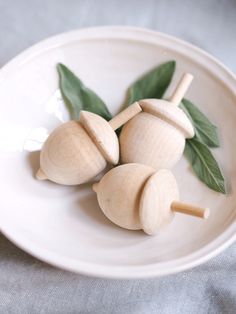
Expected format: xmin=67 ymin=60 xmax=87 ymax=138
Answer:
xmin=36 ymin=103 xmax=141 ymax=185
xmin=120 ymin=73 xmax=195 ymax=170
xmin=93 ymin=164 xmax=210 ymax=235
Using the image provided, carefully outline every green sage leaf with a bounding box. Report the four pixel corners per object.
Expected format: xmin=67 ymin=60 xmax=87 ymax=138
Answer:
xmin=184 ymin=138 xmax=225 ymax=194
xmin=127 ymin=61 xmax=176 ymax=104
xmin=57 ymin=63 xmax=112 ymax=120
xmin=180 ymin=99 xmax=219 ymax=147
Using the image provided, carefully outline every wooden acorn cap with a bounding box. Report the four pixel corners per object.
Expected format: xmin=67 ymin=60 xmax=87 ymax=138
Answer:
xmin=139 ymin=99 xmax=194 ymax=138
xmin=139 ymin=169 xmax=179 ymax=235
xmin=138 ymin=73 xmax=194 ymax=138
xmin=79 ymin=102 xmax=142 ymax=165
xmin=80 ymin=111 xmax=119 ymax=165
xmin=140 ymin=169 xmax=210 ymax=235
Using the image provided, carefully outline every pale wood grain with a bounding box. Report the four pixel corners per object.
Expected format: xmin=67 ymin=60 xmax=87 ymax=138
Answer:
xmin=109 ymin=102 xmax=142 ymax=130
xmin=38 ymin=121 xmax=106 ymax=185
xmin=170 ymin=73 xmax=193 ymax=105
xmin=139 ymin=169 xmax=179 ymax=235
xmin=171 ymin=201 xmax=210 ymax=219
xmin=80 ymin=111 xmax=119 ymax=165
xmin=139 ymin=99 xmax=194 ymax=138
xmin=36 ymin=168 xmax=47 ymax=180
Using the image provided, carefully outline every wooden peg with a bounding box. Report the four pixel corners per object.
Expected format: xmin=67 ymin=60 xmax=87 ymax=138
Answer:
xmin=171 ymin=201 xmax=210 ymax=219
xmin=170 ymin=73 xmax=193 ymax=106
xmin=92 ymin=182 xmax=99 ymax=192
xmin=36 ymin=168 xmax=47 ymax=180
xmin=108 ymin=102 xmax=142 ymax=130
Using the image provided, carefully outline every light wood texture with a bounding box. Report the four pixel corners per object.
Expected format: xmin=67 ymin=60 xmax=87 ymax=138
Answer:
xmin=92 ymin=182 xmax=99 ymax=192
xmin=120 ymin=74 xmax=194 ymax=170
xmin=94 ymin=163 xmax=155 ymax=230
xmin=93 ymin=164 xmax=210 ymax=235
xmin=80 ymin=111 xmax=119 ymax=165
xmin=139 ymin=169 xmax=179 ymax=235
xmin=36 ymin=168 xmax=47 ymax=180
xmin=170 ymin=73 xmax=193 ymax=105
xmin=140 ymin=99 xmax=194 ymax=138
xmin=120 ymin=112 xmax=186 ymax=169
xmin=38 ymin=121 xmax=106 ymax=185
xmin=171 ymin=202 xmax=210 ymax=219
xmin=108 ymin=102 xmax=142 ymax=130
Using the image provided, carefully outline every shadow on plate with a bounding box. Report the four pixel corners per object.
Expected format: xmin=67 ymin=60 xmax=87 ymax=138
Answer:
xmin=76 ymin=191 xmax=114 ymax=228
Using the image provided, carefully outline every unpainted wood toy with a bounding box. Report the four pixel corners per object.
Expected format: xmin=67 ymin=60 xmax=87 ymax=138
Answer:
xmin=120 ymin=73 xmax=195 ymax=170
xmin=36 ymin=103 xmax=141 ymax=185
xmin=93 ymin=164 xmax=210 ymax=235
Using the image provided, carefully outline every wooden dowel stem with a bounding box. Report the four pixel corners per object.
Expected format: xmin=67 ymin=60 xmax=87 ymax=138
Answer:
xmin=109 ymin=102 xmax=142 ymax=130
xmin=36 ymin=168 xmax=47 ymax=180
xmin=92 ymin=183 xmax=99 ymax=192
xmin=170 ymin=73 xmax=193 ymax=106
xmin=171 ymin=201 xmax=210 ymax=219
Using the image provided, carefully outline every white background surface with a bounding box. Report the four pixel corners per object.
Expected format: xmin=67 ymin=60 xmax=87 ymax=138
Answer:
xmin=1 ymin=0 xmax=236 ymax=313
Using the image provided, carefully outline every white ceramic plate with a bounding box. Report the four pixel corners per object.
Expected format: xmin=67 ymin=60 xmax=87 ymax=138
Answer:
xmin=0 ymin=27 xmax=236 ymax=279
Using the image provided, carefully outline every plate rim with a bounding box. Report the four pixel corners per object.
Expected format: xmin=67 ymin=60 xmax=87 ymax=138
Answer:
xmin=1 ymin=26 xmax=236 ymax=279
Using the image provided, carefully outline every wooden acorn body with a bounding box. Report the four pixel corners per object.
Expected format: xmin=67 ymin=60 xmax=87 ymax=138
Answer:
xmin=120 ymin=73 xmax=195 ymax=170
xmin=94 ymin=163 xmax=156 ymax=230
xmin=39 ymin=120 xmax=108 ymax=185
xmin=93 ymin=163 xmax=209 ymax=235
xmin=120 ymin=99 xmax=194 ymax=169
xmin=36 ymin=103 xmax=142 ymax=185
